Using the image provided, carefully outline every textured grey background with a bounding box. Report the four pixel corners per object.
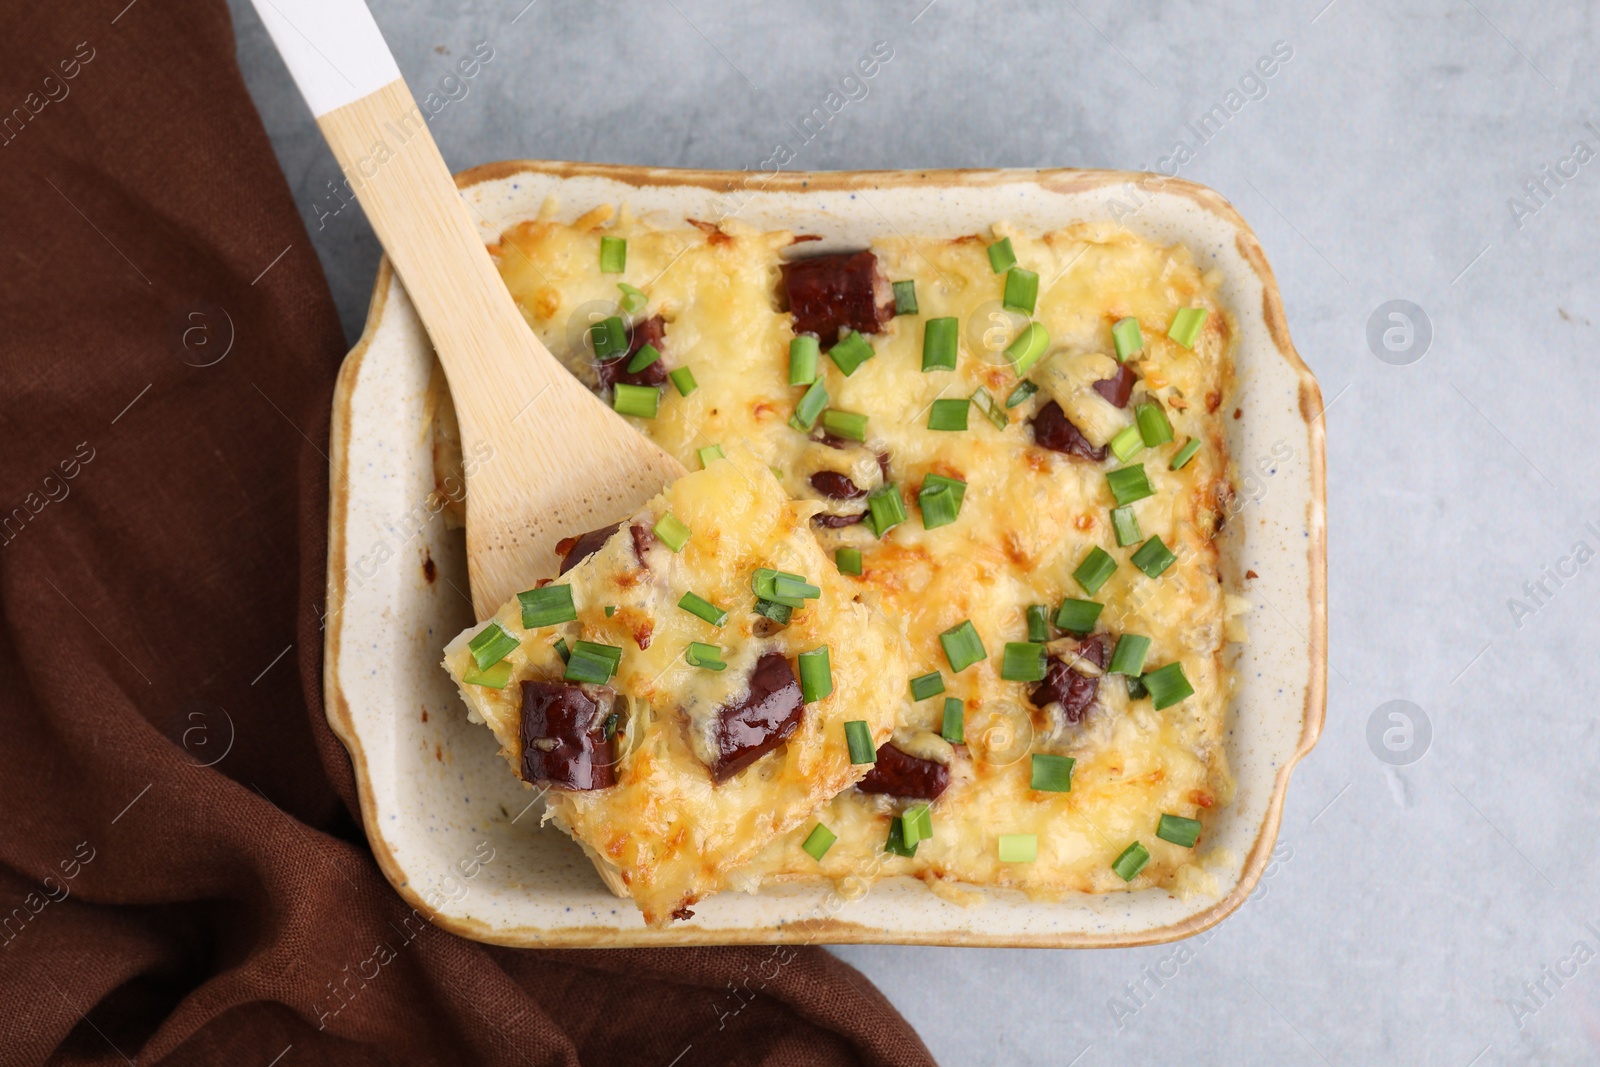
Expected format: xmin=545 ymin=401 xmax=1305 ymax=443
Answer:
xmin=227 ymin=1 xmax=1600 ymax=1063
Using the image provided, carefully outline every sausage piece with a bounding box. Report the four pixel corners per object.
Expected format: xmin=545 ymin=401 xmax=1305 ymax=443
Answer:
xmin=1093 ymin=363 xmax=1137 ymax=408
xmin=1030 ymin=634 xmax=1111 ymax=725
xmin=710 ymin=652 xmax=805 ymax=781
xmin=856 ymin=743 xmax=950 ymax=799
xmin=519 ymin=680 xmax=616 ymax=790
xmin=809 ymin=471 xmax=867 ymax=500
xmin=596 ymin=315 xmax=669 ymax=390
xmin=780 ymin=251 xmax=895 ymax=346
xmin=556 ymin=522 xmax=622 ymax=575
xmin=1031 ymin=401 xmax=1107 ymax=461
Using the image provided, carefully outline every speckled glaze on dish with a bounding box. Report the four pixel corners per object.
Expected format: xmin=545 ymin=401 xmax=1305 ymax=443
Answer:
xmin=324 ymin=164 xmax=1326 ymax=948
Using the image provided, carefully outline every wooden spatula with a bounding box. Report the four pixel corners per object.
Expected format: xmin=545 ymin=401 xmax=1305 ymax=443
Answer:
xmin=250 ymin=0 xmax=686 ymax=619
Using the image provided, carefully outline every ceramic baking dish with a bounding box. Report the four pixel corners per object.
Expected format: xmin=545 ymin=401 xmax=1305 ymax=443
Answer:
xmin=323 ymin=163 xmax=1325 ymax=948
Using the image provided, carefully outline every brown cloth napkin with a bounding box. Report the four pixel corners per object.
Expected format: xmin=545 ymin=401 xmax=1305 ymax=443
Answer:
xmin=0 ymin=2 xmax=938 ymax=1064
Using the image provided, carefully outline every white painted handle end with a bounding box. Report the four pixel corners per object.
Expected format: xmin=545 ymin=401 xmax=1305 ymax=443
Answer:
xmin=249 ymin=0 xmax=402 ymax=116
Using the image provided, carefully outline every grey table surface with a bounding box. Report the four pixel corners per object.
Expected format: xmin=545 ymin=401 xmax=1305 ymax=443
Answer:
xmin=227 ymin=1 xmax=1600 ymax=1063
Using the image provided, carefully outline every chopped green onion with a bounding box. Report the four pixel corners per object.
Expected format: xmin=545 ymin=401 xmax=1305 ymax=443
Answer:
xmin=604 ymin=605 xmax=616 ymax=617
xmin=1030 ymin=753 xmax=1074 ymax=792
xmin=1167 ymin=307 xmax=1207 ymax=348
xmin=696 ymin=443 xmax=725 ymax=468
xmin=685 ymin=641 xmax=726 ymax=670
xmin=939 ymin=619 xmax=986 ymax=673
xmin=1107 ymin=633 xmax=1151 ymax=676
xmin=902 ymin=803 xmax=934 ymax=847
xmin=918 ymin=482 xmax=959 ymax=530
xmin=668 ymin=366 xmax=698 ymax=397
xmin=1109 ymin=424 xmax=1144 ymax=463
xmin=1126 ymin=673 xmax=1148 ymax=699
xmin=790 ymin=379 xmax=829 ymax=432
xmin=987 ymin=237 xmax=1016 ymax=273
xmin=1136 ymin=402 xmax=1174 ymax=447
xmin=652 ymin=512 xmax=690 ymax=552
xmin=1004 ymin=321 xmax=1050 ymax=376
xmin=599 ymin=236 xmax=626 ymax=273
xmin=602 ymin=711 xmax=619 ymax=739
xmin=836 ymin=547 xmax=863 ymax=576
xmin=788 ymin=335 xmax=819 ymax=385
xmin=844 ymin=720 xmax=876 ymax=764
xmin=1000 ymin=641 xmax=1047 ymax=682
xmin=1072 ymin=546 xmax=1118 ymax=594
xmin=802 ymin=823 xmax=837 ymax=860
xmin=922 ymin=317 xmax=958 ymax=371
xmin=921 ymin=473 xmax=967 ymax=512
xmin=518 ymin=585 xmax=578 ymax=629
xmin=613 ymin=383 xmax=659 ymax=419
xmin=677 ymin=591 xmax=727 ymax=627
xmin=971 ymin=387 xmax=1008 ymax=430
xmin=821 ymin=409 xmax=868 ymax=442
xmin=592 ymin=315 xmax=628 ymax=358
xmin=626 ymin=343 xmax=662 ymax=375
xmin=892 ymin=279 xmax=918 ymax=315
xmin=1157 ymin=814 xmax=1202 ymax=848
xmin=751 ymin=568 xmax=818 ymax=608
xmin=462 ymin=661 xmax=513 ymax=688
xmin=940 ymin=697 xmax=964 ymax=742
xmin=1054 ymin=598 xmax=1103 ymax=635
xmin=1142 ymin=662 xmax=1194 ymax=709
xmin=1170 ymin=439 xmax=1202 ymax=470
xmin=564 ymin=640 xmax=621 ymax=684
xmin=828 ymin=330 xmax=875 ymax=376
xmin=885 ymin=816 xmax=919 ymax=858
xmin=1026 ymin=604 xmax=1050 ymax=643
xmin=1002 ymin=268 xmax=1039 ymax=314
xmin=1111 ymin=504 xmax=1142 ymax=547
xmin=798 ymin=646 xmax=833 ymax=703
xmin=1106 ymin=464 xmax=1154 ymax=506
xmin=467 ymin=621 xmax=519 ymax=670
xmin=1112 ymin=841 xmax=1150 ymax=881
xmin=552 ymin=637 xmax=570 ymax=663
xmin=753 ymin=598 xmax=793 ymax=625
xmin=1131 ymin=536 xmax=1177 ymax=578
xmin=928 ymin=397 xmax=970 ymax=432
xmin=1112 ymin=316 xmax=1143 ymax=361
xmin=617 ymin=282 xmax=647 ymax=313
xmin=1005 ymin=380 xmax=1039 ymax=408
xmin=910 ymin=671 xmax=945 ymax=701
xmin=998 ymin=833 xmax=1037 ymax=863
xmin=866 ymin=484 xmax=908 ymax=538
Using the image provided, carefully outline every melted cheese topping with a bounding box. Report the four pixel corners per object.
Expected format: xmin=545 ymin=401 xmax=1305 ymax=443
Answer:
xmin=487 ymin=205 xmax=1236 ymax=901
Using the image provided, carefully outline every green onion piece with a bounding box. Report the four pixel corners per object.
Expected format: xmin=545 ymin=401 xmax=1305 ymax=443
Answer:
xmin=1131 ymin=535 xmax=1177 ymax=578
xmin=922 ymin=317 xmax=959 ymax=372
xmin=677 ymin=591 xmax=727 ymax=627
xmin=798 ymin=646 xmax=833 ymax=703
xmin=844 ymin=720 xmax=876 ymax=764
xmin=626 ymin=343 xmax=662 ymax=374
xmin=789 ymin=335 xmax=820 ymax=385
xmin=998 ymin=833 xmax=1037 ymax=863
xmin=910 ymin=671 xmax=945 ymax=701
xmin=1005 ymin=380 xmax=1039 ymax=408
xmin=552 ymin=637 xmax=570 ymax=663
xmin=517 ymin=585 xmax=577 ymax=628
xmin=599 ymin=235 xmax=626 ymax=273
xmin=902 ymin=803 xmax=934 ymax=847
xmin=467 ymin=621 xmax=519 ymax=670
xmin=564 ymin=641 xmax=621 ymax=684
xmin=1108 ymin=633 xmax=1151 ymax=676
xmin=1142 ymin=662 xmax=1194 ymax=709
xmin=940 ymin=619 xmax=987 ymax=673
xmin=1167 ymin=307 xmax=1207 ymax=348
xmin=696 ymin=443 xmax=725 ymax=468
xmin=1126 ymin=673 xmax=1148 ymax=700
xmin=604 ymin=605 xmax=616 ymax=617
xmin=1026 ymin=604 xmax=1050 ymax=643
xmin=685 ymin=641 xmax=727 ymax=671
xmin=1111 ymin=504 xmax=1142 ymax=547
xmin=462 ymin=661 xmax=513 ymax=689
xmin=941 ymin=697 xmax=964 ymax=742
xmin=828 ymin=330 xmax=875 ymax=376
xmin=928 ymin=397 xmax=970 ymax=432
xmin=1109 ymin=423 xmax=1144 ymax=463
xmin=1000 ymin=641 xmax=1047 ymax=682
xmin=1004 ymin=321 xmax=1050 ymax=376
xmin=772 ymin=573 xmax=821 ymax=601
xmin=753 ymin=598 xmax=793 ymax=625
xmin=613 ymin=383 xmax=660 ymax=419
xmin=836 ymin=547 xmax=863 ymax=576
xmin=1135 ymin=401 xmax=1174 ymax=447
xmin=602 ymin=711 xmax=619 ymax=739
xmin=1157 ymin=814 xmax=1202 ymax=848
xmin=918 ymin=483 xmax=959 ymax=530
xmin=617 ymin=282 xmax=647 ymax=313
xmin=1106 ymin=464 xmax=1154 ymax=506
xmin=1072 ymin=546 xmax=1118 ymax=594
xmin=1002 ymin=267 xmax=1039 ymax=314
xmin=987 ymin=236 xmax=1017 ymax=273
xmin=1054 ymin=597 xmax=1104 ymax=635
xmin=668 ymin=366 xmax=698 ymax=397
xmin=1112 ymin=316 xmax=1143 ymax=361
xmin=802 ymin=823 xmax=837 ymax=860
xmin=821 ymin=409 xmax=868 ymax=442
xmin=790 ymin=379 xmax=829 ymax=432
xmin=652 ymin=512 xmax=690 ymax=552
xmin=1170 ymin=439 xmax=1202 ymax=470
xmin=1112 ymin=841 xmax=1151 ymax=881
xmin=971 ymin=387 xmax=1008 ymax=430
xmin=892 ymin=279 xmax=918 ymax=315
xmin=592 ymin=315 xmax=628 ymax=358
xmin=1030 ymin=753 xmax=1074 ymax=792
xmin=921 ymin=473 xmax=967 ymax=512
xmin=866 ymin=484 xmax=908 ymax=538
xmin=885 ymin=816 xmax=919 ymax=858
